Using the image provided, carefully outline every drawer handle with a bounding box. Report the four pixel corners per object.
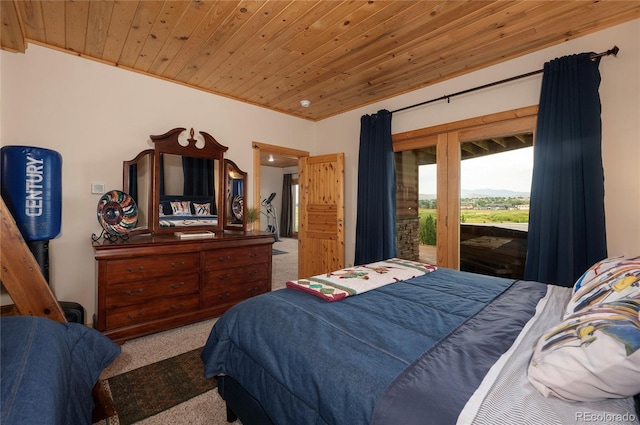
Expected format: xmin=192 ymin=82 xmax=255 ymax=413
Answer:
xmin=126 ymin=311 xmax=143 ymax=319
xmin=126 ymin=266 xmax=144 ymax=273
xmin=247 ymin=270 xmax=258 ymax=276
xmin=218 ymin=273 xmax=231 ymax=280
xmin=217 ymin=292 xmax=230 ymax=300
xmin=171 ymin=261 xmax=185 ymax=268
xmin=170 ymin=303 xmax=185 ymax=310
xmin=170 ymin=282 xmax=185 ymax=289
xmin=125 ymin=289 xmax=144 ymax=296
xmin=247 ymin=286 xmax=260 ymax=293
xmin=248 ymin=252 xmax=257 ymax=258
xmin=218 ymin=256 xmax=231 ymax=262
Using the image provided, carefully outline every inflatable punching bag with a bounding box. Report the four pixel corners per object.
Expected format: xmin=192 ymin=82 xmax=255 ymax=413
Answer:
xmin=1 ymin=146 xmax=62 ymax=283
xmin=0 ymin=146 xmax=84 ymax=323
xmin=1 ymin=145 xmax=62 ymax=242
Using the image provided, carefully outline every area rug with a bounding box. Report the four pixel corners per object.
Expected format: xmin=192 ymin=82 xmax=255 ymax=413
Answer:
xmin=272 ymin=249 xmax=288 ymax=255
xmin=100 ymin=347 xmax=216 ymax=425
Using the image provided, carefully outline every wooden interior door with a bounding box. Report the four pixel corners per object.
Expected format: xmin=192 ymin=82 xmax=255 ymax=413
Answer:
xmin=298 ymin=153 xmax=345 ymax=278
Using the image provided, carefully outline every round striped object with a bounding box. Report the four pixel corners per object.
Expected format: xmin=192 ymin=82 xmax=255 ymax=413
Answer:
xmin=97 ymin=190 xmax=138 ymax=235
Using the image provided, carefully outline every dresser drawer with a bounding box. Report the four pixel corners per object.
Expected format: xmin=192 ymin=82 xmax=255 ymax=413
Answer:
xmin=204 ymin=245 xmax=269 ymax=270
xmin=203 ymin=280 xmax=268 ymax=308
xmin=204 ymin=266 xmax=269 ymax=291
xmin=105 ymin=273 xmax=199 ymax=308
xmin=106 ymin=293 xmax=199 ymax=329
xmin=106 ymin=253 xmax=199 ymax=283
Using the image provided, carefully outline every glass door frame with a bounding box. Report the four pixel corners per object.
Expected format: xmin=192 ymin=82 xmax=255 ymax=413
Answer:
xmin=392 ymin=105 xmax=538 ymax=269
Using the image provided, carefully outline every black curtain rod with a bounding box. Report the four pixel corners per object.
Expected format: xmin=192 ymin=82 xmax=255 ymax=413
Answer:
xmin=391 ymin=46 xmax=620 ymax=114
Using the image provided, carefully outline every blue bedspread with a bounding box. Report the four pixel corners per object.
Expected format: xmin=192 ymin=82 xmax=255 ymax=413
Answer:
xmin=202 ymin=268 xmax=547 ymax=425
xmin=1 ymin=316 xmax=121 ymax=425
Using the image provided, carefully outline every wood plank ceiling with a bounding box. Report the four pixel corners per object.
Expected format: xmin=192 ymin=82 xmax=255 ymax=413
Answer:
xmin=1 ymin=1 xmax=639 ymax=122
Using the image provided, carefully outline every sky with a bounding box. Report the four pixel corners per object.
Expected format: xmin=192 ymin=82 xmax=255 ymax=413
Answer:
xmin=419 ymin=146 xmax=534 ymax=194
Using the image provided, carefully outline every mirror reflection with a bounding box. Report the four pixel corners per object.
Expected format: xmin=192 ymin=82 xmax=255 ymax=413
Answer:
xmin=123 ymin=150 xmax=153 ymax=233
xmin=224 ymin=159 xmax=246 ymax=230
xmin=125 ymin=127 xmax=230 ymax=235
xmin=158 ymin=153 xmax=219 ymax=229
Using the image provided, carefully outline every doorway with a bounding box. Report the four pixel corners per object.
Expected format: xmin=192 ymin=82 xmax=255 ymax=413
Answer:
xmin=252 ymin=142 xmax=309 ymax=287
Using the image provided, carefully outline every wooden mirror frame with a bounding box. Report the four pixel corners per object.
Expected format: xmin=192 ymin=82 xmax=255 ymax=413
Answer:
xmin=223 ymin=159 xmax=247 ymax=231
xmin=149 ymin=127 xmax=228 ymax=235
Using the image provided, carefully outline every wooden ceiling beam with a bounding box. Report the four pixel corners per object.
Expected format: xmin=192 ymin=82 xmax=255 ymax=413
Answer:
xmin=491 ymin=137 xmax=508 ymax=147
xmin=471 ymin=140 xmax=490 ymax=151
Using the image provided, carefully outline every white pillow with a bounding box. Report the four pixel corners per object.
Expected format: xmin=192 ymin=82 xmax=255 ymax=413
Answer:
xmin=564 ymin=256 xmax=640 ymax=316
xmin=170 ymin=201 xmax=191 ymax=216
xmin=193 ymin=202 xmax=211 ymax=216
xmin=528 ymin=299 xmax=640 ymax=402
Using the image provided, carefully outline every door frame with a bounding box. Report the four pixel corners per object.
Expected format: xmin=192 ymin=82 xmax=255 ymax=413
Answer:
xmin=252 ymin=141 xmax=309 ymax=231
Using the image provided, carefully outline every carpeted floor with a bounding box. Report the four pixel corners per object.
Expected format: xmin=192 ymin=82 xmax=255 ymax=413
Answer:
xmin=271 ymin=237 xmax=298 ymax=290
xmin=95 ymin=238 xmax=298 ymax=425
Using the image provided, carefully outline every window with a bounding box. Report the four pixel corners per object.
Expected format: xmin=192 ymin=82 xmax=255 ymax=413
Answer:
xmin=292 ymin=178 xmax=299 ymax=235
xmin=392 ymin=106 xmax=538 ymax=271
xmin=459 ymin=143 xmax=533 ymax=279
xmin=395 ymin=148 xmax=437 ymax=264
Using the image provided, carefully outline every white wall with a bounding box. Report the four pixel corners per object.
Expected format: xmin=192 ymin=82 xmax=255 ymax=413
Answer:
xmin=317 ymin=19 xmax=640 ymax=267
xmin=259 ymin=165 xmax=298 ymax=237
xmin=0 ymin=44 xmax=316 ymax=318
xmin=259 ymin=165 xmax=283 ymax=233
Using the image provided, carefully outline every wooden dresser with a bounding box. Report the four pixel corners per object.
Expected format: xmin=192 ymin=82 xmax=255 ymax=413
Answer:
xmin=93 ymin=231 xmax=274 ymax=343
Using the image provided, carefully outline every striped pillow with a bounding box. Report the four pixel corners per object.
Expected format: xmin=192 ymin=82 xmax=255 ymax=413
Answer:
xmin=564 ymin=256 xmax=640 ymax=316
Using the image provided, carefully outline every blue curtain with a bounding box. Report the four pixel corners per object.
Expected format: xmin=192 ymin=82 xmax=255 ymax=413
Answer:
xmin=524 ymin=53 xmax=607 ymax=287
xmin=280 ymin=173 xmax=293 ymax=237
xmin=128 ymin=164 xmax=138 ymax=203
xmin=182 ymin=157 xmax=215 ymax=197
xmin=355 ymin=109 xmax=396 ymax=265
xmin=159 ymin=154 xmax=165 ymax=196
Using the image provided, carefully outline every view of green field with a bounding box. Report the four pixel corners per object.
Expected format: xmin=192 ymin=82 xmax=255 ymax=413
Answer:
xmin=418 ymin=207 xmax=529 ymax=246
xmin=419 ymin=208 xmax=529 ymax=224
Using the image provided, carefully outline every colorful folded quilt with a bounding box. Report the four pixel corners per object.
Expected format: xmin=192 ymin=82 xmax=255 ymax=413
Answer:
xmin=286 ymin=258 xmax=437 ymax=302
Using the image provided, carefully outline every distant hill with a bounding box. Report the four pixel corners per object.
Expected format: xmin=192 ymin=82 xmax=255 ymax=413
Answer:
xmin=419 ymin=189 xmax=530 ymax=200
xmin=461 ymin=188 xmax=530 ymax=198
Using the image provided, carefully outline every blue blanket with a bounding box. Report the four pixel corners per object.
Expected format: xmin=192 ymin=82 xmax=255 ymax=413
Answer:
xmin=1 ymin=316 xmax=121 ymax=425
xmin=202 ymin=268 xmax=548 ymax=425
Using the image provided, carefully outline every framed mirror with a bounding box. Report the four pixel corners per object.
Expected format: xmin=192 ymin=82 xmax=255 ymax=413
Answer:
xmin=150 ymin=128 xmax=227 ymax=234
xmin=224 ymin=159 xmax=247 ymax=231
xmin=123 ymin=149 xmax=154 ymax=235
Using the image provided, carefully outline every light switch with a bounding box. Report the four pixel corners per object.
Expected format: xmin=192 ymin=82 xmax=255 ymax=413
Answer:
xmin=91 ymin=183 xmax=105 ymax=194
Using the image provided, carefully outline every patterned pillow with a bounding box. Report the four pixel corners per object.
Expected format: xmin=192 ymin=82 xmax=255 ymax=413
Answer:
xmin=528 ymin=298 xmax=640 ymax=402
xmin=159 ymin=204 xmax=165 ymax=216
xmin=565 ymin=256 xmax=640 ymax=316
xmin=170 ymin=201 xmax=191 ymax=216
xmin=193 ymin=202 xmax=211 ymax=216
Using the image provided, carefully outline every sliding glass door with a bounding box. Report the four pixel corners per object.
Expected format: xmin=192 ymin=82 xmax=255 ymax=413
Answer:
xmin=395 ymin=148 xmax=437 ymax=264
xmin=392 ymin=106 xmax=538 ymax=271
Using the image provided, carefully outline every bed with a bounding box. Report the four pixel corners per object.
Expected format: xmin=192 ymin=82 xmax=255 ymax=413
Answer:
xmin=159 ymin=195 xmax=218 ymax=228
xmin=0 ymin=316 xmax=121 ymax=425
xmin=202 ymin=257 xmax=640 ymax=425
